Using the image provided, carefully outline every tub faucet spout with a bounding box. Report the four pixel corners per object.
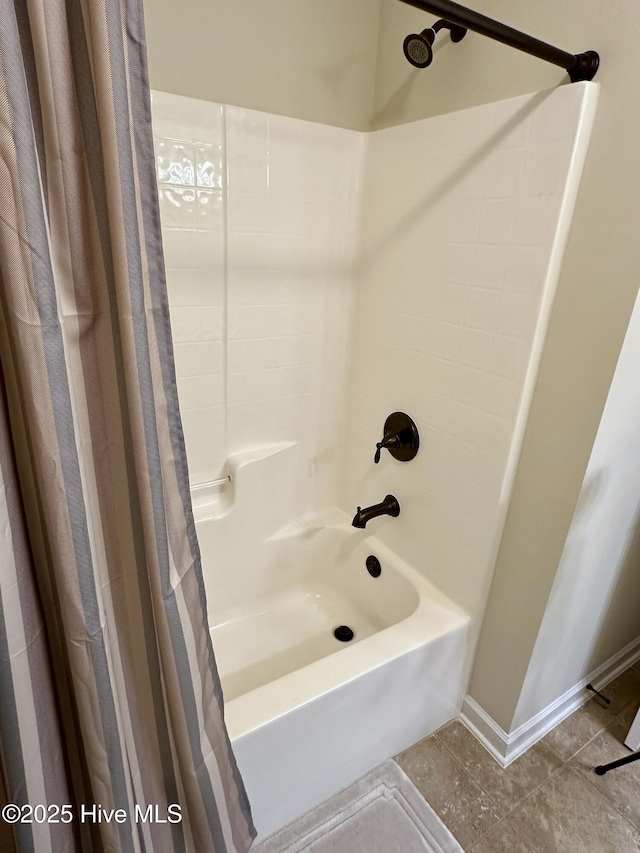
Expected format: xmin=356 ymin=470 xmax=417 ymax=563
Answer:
xmin=352 ymin=494 xmax=400 ymax=529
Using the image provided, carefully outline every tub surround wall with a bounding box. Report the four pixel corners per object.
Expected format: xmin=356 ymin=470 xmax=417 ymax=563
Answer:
xmin=152 ymin=91 xmax=363 ymax=509
xmin=192 ymin=442 xmax=302 ymax=613
xmin=153 ymin=95 xmax=226 ymax=482
xmin=153 ymin=81 xmax=597 ymax=645
xmin=226 ymin=108 xmax=364 ymax=514
xmin=341 ymin=83 xmax=598 ymax=624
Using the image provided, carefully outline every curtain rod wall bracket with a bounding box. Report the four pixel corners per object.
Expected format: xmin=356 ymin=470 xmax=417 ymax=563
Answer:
xmin=569 ymin=50 xmax=600 ymax=83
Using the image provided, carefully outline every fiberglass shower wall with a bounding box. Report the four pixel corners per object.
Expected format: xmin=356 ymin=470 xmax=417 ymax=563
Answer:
xmin=151 ymin=83 xmax=597 ymax=635
xmin=151 ymin=91 xmax=364 ymax=510
xmin=341 ymin=82 xmax=598 ymax=625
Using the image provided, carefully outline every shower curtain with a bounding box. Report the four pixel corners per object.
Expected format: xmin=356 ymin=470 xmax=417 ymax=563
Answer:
xmin=0 ymin=1 xmax=255 ymax=852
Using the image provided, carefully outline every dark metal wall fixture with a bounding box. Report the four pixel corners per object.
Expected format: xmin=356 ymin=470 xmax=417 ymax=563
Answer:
xmin=366 ymin=556 xmax=382 ymax=578
xmin=404 ymin=20 xmax=467 ymax=68
xmin=375 ymin=412 xmax=420 ymax=464
xmin=399 ymin=0 xmax=600 ymax=82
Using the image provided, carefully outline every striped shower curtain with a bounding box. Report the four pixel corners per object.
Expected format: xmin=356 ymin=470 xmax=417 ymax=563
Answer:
xmin=0 ymin=1 xmax=255 ymax=852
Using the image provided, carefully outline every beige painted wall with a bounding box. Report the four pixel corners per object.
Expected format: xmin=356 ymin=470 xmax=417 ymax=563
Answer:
xmin=144 ymin=0 xmax=382 ymax=132
xmin=512 ymin=288 xmax=640 ymax=729
xmin=374 ymin=0 xmax=640 ymax=731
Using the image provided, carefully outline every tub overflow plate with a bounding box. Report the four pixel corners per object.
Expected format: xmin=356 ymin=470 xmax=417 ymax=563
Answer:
xmin=366 ymin=555 xmax=382 ymax=577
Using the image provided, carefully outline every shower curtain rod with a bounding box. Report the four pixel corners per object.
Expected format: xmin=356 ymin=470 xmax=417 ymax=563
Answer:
xmin=398 ymin=0 xmax=599 ymax=81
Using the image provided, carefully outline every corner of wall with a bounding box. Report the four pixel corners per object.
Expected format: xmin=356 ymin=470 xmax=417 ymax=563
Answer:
xmin=461 ymin=636 xmax=640 ymax=766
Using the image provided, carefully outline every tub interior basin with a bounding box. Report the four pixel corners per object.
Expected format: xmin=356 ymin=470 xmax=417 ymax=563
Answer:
xmin=210 ymin=537 xmax=419 ymax=702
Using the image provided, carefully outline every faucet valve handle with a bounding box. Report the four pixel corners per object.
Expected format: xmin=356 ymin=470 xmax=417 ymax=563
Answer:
xmin=373 ymin=412 xmax=420 ymax=464
xmin=374 ymin=432 xmax=400 ymax=464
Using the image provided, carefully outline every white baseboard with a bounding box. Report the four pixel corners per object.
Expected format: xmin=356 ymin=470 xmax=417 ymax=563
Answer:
xmin=460 ymin=635 xmax=640 ymax=767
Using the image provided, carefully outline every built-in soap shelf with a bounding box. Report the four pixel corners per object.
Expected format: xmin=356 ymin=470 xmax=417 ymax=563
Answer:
xmin=190 ymin=441 xmax=299 ymax=527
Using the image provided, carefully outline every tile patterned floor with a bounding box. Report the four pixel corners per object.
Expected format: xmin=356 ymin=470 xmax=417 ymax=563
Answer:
xmin=396 ymin=662 xmax=640 ymax=852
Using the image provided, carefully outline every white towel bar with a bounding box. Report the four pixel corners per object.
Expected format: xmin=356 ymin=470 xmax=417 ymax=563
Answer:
xmin=191 ymin=474 xmax=232 ymax=492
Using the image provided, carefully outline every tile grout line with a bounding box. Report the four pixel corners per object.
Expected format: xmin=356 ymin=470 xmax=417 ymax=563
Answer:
xmin=569 ymin=702 xmax=640 ymax=835
xmin=570 ymin=765 xmax=640 ymax=837
xmin=437 ymin=731 xmax=560 ymax=853
xmin=435 ymin=722 xmax=600 ymax=847
xmin=468 ymin=819 xmax=541 ymax=853
xmin=399 ymin=731 xmax=503 ymax=849
xmin=505 ymin=690 xmax=640 ymax=843
xmin=421 ymin=680 xmax=640 ymax=850
xmin=452 ymin=747 xmax=579 ymax=853
xmin=464 ymin=691 xmax=640 ymax=850
xmin=430 ymin=731 xmax=507 ymax=849
xmin=434 ymin=726 xmax=560 ymax=815
xmin=221 ymin=105 xmax=230 ymax=463
xmin=496 ymin=761 xmax=601 ymax=853
xmin=433 ymin=731 xmax=506 ymax=812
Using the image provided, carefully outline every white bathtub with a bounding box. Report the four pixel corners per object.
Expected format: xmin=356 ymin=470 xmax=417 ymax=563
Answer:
xmin=195 ymin=444 xmax=470 ymax=838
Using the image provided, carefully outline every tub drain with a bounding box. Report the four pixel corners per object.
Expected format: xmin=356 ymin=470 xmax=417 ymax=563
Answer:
xmin=333 ymin=625 xmax=354 ymax=642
